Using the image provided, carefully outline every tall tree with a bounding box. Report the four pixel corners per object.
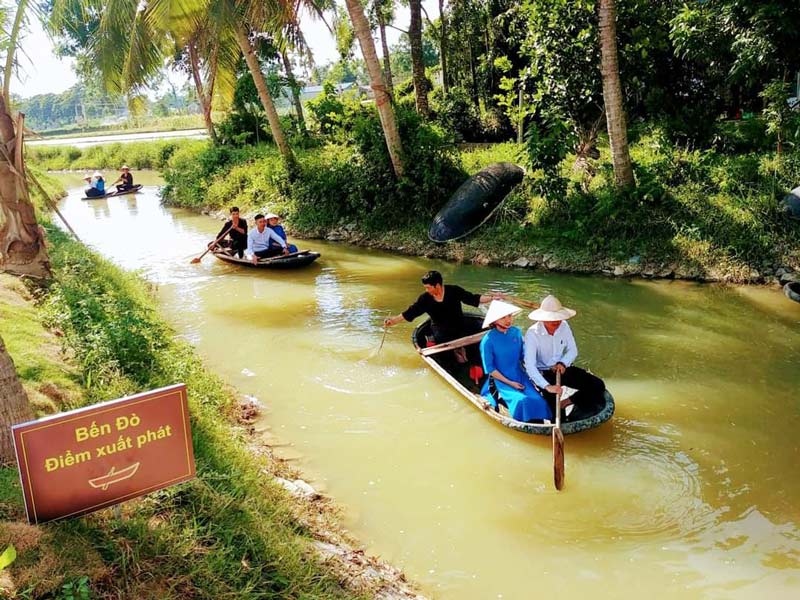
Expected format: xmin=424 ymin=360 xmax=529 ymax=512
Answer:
xmin=344 ymin=0 xmax=404 ymax=177
xmin=438 ymin=0 xmax=448 ymax=94
xmin=598 ymin=0 xmax=634 ymax=188
xmin=0 ymin=333 xmax=32 ymax=464
xmin=280 ymin=49 xmax=306 ymax=132
xmin=0 ymin=0 xmax=51 ymax=278
xmin=370 ymin=0 xmax=395 ymax=97
xmin=408 ymin=0 xmax=429 ymax=115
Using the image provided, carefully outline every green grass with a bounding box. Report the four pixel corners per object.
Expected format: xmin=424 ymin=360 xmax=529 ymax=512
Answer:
xmin=0 ymin=225 xmax=373 ymax=599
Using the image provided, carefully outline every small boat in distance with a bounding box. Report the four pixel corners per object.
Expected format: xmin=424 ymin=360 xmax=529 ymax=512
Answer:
xmin=212 ymin=248 xmax=320 ymax=269
xmin=412 ymin=314 xmax=615 ymax=436
xmin=81 ymin=184 xmax=143 ymax=200
xmin=88 ymin=462 xmax=140 ymax=490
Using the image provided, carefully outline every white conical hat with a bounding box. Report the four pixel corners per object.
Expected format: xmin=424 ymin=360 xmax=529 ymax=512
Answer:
xmin=482 ymin=300 xmax=522 ymax=328
xmin=93 ymin=171 xmax=103 ymax=178
xmin=528 ymin=295 xmax=576 ymax=321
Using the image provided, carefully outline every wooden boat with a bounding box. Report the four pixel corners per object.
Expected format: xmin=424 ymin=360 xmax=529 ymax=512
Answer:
xmin=88 ymin=462 xmax=140 ymax=490
xmin=81 ymin=184 xmax=143 ymax=200
xmin=412 ymin=314 xmax=615 ymax=435
xmin=212 ymin=248 xmax=320 ymax=269
xmin=428 ymin=163 xmax=525 ymax=242
xmin=785 ymin=281 xmax=800 ymax=303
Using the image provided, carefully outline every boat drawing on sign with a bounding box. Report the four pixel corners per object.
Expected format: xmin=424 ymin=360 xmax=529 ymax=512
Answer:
xmin=88 ymin=462 xmax=140 ymax=490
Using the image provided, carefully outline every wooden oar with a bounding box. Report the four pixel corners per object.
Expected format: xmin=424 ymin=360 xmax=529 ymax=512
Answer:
xmin=420 ymin=330 xmax=488 ymax=357
xmin=553 ymin=370 xmax=565 ymax=491
xmin=256 ymin=249 xmax=309 ymax=263
xmin=191 ymin=224 xmax=232 ymax=264
xmin=490 ymin=292 xmax=539 ymax=310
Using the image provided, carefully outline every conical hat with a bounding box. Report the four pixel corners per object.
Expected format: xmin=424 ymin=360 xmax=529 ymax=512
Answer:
xmin=528 ymin=295 xmax=576 ymax=321
xmin=482 ymin=300 xmax=522 ymax=328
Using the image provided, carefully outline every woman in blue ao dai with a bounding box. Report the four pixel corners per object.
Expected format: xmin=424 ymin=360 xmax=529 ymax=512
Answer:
xmin=479 ymin=301 xmax=552 ymax=422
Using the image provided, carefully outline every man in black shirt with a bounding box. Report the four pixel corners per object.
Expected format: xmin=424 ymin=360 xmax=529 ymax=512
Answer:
xmin=384 ymin=271 xmax=504 ymax=358
xmin=209 ymin=206 xmax=248 ymax=258
xmin=112 ymin=165 xmax=134 ymax=192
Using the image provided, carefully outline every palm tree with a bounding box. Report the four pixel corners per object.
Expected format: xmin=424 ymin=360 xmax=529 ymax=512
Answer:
xmin=0 ymin=0 xmax=50 ymax=279
xmin=408 ymin=0 xmax=429 ymax=116
xmin=370 ymin=0 xmax=395 ymax=97
xmin=598 ymin=0 xmax=634 ymax=188
xmin=344 ymin=0 xmax=404 ymax=177
xmin=0 ymin=333 xmax=32 ymax=464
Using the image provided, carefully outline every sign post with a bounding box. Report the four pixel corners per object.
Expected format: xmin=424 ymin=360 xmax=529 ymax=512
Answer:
xmin=12 ymin=384 xmax=195 ymax=524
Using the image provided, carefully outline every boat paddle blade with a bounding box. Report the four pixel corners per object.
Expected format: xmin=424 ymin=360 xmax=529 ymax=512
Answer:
xmin=553 ymin=426 xmax=565 ymax=491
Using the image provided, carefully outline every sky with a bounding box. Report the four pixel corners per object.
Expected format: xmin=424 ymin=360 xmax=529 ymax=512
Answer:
xmin=13 ymin=2 xmax=439 ymax=99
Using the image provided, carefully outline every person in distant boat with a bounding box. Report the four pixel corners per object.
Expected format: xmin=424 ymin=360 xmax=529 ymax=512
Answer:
xmin=383 ymin=270 xmax=504 ymax=361
xmin=112 ymin=165 xmax=134 ymax=192
xmin=83 ymin=171 xmax=106 ymax=197
xmin=246 ymin=213 xmax=289 ymax=264
xmin=265 ymin=212 xmax=298 ymax=253
xmin=209 ymin=206 xmax=248 ymax=258
xmin=480 ymin=300 xmax=552 ymax=423
xmin=523 ymin=295 xmax=605 ymax=421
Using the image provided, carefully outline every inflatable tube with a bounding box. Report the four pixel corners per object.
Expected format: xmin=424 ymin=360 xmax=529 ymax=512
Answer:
xmin=781 ymin=186 xmax=800 ymax=219
xmin=429 ymin=162 xmax=525 ymax=242
xmin=785 ymin=281 xmax=800 ymax=303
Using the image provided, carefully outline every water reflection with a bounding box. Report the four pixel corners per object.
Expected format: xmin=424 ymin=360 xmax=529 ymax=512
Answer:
xmin=53 ymin=176 xmax=800 ymax=599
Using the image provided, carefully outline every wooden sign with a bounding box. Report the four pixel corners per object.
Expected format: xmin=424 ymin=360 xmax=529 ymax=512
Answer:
xmin=12 ymin=384 xmax=195 ymax=524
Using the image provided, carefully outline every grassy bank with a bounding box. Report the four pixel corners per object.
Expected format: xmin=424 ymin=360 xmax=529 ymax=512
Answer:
xmin=27 ymin=124 xmax=800 ymax=283
xmin=0 ymin=218 xmax=410 ymax=597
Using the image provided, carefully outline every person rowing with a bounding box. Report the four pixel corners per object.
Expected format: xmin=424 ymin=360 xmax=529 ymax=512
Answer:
xmin=523 ymin=295 xmax=606 ymax=421
xmin=209 ymin=206 xmax=248 ymax=259
xmin=112 ymin=165 xmax=134 ymax=192
xmin=246 ymin=213 xmax=289 ymax=264
xmin=384 ymin=270 xmax=504 ymax=362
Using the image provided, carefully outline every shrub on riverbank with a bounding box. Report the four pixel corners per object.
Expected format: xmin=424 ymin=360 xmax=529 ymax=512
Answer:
xmin=0 ymin=227 xmax=372 ymax=598
xmin=25 ymin=139 xmax=194 ymax=171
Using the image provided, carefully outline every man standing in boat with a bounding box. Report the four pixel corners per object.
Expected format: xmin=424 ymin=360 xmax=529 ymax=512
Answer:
xmin=246 ymin=213 xmax=290 ymax=264
xmin=209 ymin=206 xmax=248 ymax=259
xmin=523 ymin=295 xmax=605 ymax=420
xmin=384 ymin=270 xmax=504 ymax=361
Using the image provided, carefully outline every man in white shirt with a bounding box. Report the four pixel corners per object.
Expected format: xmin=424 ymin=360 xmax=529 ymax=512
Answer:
xmin=246 ymin=213 xmax=289 ymax=264
xmin=523 ymin=295 xmax=605 ymax=421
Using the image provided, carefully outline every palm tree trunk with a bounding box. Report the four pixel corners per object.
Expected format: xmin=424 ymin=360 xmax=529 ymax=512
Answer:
xmin=280 ymin=50 xmax=306 ymax=133
xmin=0 ymin=333 xmax=32 ymax=464
xmin=234 ymin=24 xmax=295 ymax=169
xmin=439 ymin=0 xmax=448 ymax=94
xmin=598 ymin=0 xmax=634 ymax=188
xmin=344 ymin=0 xmax=404 ymax=177
xmin=188 ymin=43 xmax=218 ymax=143
xmin=378 ymin=16 xmax=394 ymax=97
xmin=408 ymin=0 xmax=429 ymax=116
xmin=0 ymin=98 xmax=50 ymax=278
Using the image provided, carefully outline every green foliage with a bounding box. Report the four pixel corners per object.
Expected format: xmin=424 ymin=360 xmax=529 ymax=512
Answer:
xmin=60 ymin=576 xmax=91 ymax=600
xmin=25 ymin=140 xmax=183 ymax=171
xmin=524 ymin=114 xmax=575 ymax=203
xmin=0 ymin=545 xmax=17 ymax=571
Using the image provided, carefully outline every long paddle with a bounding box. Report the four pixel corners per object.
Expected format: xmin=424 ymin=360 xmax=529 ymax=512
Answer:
xmin=419 ymin=330 xmax=489 ymax=357
xmin=490 ymin=292 xmax=539 ymax=310
xmin=191 ymin=224 xmax=232 ymax=264
xmin=553 ymin=370 xmax=565 ymax=491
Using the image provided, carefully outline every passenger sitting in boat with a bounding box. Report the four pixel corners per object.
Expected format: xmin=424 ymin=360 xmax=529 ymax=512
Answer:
xmin=83 ymin=171 xmax=106 ymax=197
xmin=383 ymin=270 xmax=504 ymax=362
xmin=479 ymin=300 xmax=552 ymax=423
xmin=209 ymin=206 xmax=248 ymax=258
xmin=112 ymin=165 xmax=134 ymax=192
xmin=246 ymin=213 xmax=289 ymax=264
xmin=523 ymin=295 xmax=605 ymax=421
xmin=265 ymin=212 xmax=298 ymax=253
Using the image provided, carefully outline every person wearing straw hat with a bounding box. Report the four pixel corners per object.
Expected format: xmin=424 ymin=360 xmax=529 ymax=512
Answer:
xmin=523 ymin=295 xmax=605 ymax=421
xmin=83 ymin=171 xmax=106 ymax=197
xmin=112 ymin=165 xmax=134 ymax=192
xmin=265 ymin=213 xmax=298 ymax=253
xmin=479 ymin=300 xmax=552 ymax=423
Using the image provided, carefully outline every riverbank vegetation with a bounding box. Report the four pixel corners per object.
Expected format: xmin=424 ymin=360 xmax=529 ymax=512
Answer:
xmin=0 ymin=217 xmax=404 ymax=598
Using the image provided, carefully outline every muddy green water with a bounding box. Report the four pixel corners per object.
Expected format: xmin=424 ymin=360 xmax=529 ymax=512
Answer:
xmin=54 ymin=176 xmax=800 ymax=599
